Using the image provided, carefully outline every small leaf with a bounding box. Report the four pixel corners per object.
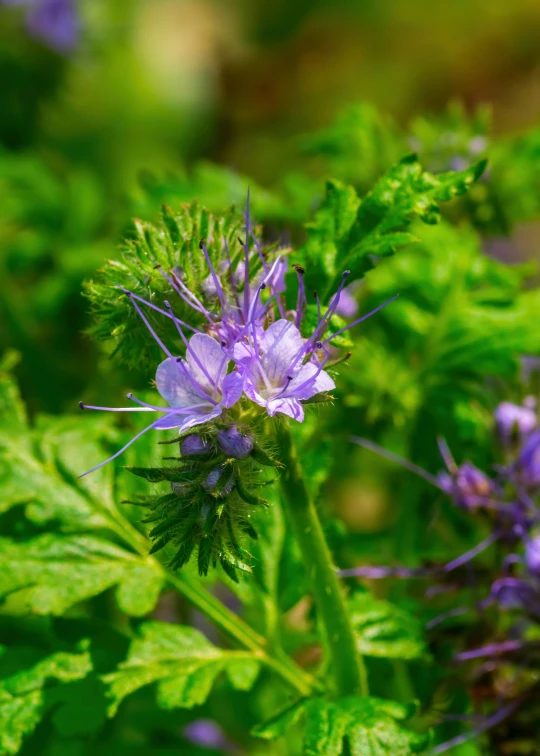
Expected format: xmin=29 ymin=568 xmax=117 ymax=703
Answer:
xmin=103 ymin=621 xmax=260 ymax=716
xmin=349 ymin=593 xmax=429 ymax=660
xmin=0 ymin=647 xmax=92 ymax=755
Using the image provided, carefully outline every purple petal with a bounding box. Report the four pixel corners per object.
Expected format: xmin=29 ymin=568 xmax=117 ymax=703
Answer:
xmin=155 ymin=357 xmax=211 ymax=409
xmin=266 ymin=396 xmax=304 ymax=421
xmin=287 ymin=361 xmax=335 ymax=400
xmin=153 ymin=407 xmax=222 ymax=431
xmin=186 ymin=333 xmax=225 ymax=390
xmin=260 ymin=319 xmax=304 ymax=383
xmin=221 ymin=371 xmax=243 ymax=409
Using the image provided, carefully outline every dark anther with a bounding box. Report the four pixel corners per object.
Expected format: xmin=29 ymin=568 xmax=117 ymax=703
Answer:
xmin=176 ymin=357 xmax=182 ymax=363
xmin=164 ymin=300 xmax=170 ymax=309
xmin=124 ymin=290 xmax=132 ymax=297
xmin=292 ymin=264 xmax=305 ymax=275
xmin=316 ymin=341 xmax=322 ymax=349
xmin=237 ymin=237 xmax=244 ymax=247
xmin=127 ymin=392 xmax=133 ymax=399
xmin=78 ymin=401 xmax=84 ymax=410
xmin=153 ymin=264 xmax=162 ymax=269
xmin=343 ymin=269 xmax=351 ymax=277
xmin=221 ymin=341 xmax=226 ymax=347
xmin=313 ymin=290 xmax=318 ymax=299
xmin=199 ymin=238 xmax=205 ymax=249
xmin=260 ymin=282 xmax=267 ymax=290
xmin=286 ymin=375 xmax=293 ymax=381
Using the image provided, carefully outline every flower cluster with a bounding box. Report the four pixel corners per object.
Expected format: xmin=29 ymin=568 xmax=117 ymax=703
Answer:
xmin=79 ymin=195 xmax=395 ymax=575
xmin=347 ymin=398 xmax=540 ymax=752
xmin=80 ymin=194 xmax=395 ymax=478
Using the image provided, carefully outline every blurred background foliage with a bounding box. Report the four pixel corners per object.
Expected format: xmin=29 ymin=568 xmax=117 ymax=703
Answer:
xmin=3 ymin=0 xmax=540 ymax=753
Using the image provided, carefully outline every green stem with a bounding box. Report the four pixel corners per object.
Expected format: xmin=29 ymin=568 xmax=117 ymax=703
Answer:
xmin=107 ymin=505 xmax=316 ymax=697
xmin=276 ymin=423 xmax=368 ymax=697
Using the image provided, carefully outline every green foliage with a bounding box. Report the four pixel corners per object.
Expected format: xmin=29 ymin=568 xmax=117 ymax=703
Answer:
xmin=299 ymin=155 xmax=485 ymax=299
xmin=0 ymin=535 xmax=163 ymax=617
xmin=0 ymin=646 xmax=92 ymax=756
xmin=125 ymin=424 xmax=278 ymax=580
xmin=349 ymin=593 xmax=428 ymax=661
xmin=254 ymin=696 xmax=429 ymax=755
xmin=104 ymin=621 xmax=260 ymax=715
xmin=84 ymin=202 xmax=255 ymax=371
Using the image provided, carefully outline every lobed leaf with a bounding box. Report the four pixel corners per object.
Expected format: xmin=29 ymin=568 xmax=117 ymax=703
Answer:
xmin=0 ymin=647 xmax=92 ymax=756
xmin=0 ymin=534 xmax=163 ymax=617
xmin=349 ymin=593 xmax=428 ymax=661
xmin=254 ymin=695 xmax=430 ymax=755
xmin=103 ymin=621 xmax=260 ymax=715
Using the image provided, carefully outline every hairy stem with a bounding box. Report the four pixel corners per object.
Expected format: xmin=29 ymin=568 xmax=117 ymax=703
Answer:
xmin=108 ymin=505 xmax=316 ymax=696
xmin=276 ymin=422 xmax=368 ymax=697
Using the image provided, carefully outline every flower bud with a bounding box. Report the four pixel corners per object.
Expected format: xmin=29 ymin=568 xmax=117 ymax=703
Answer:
xmin=438 ymin=462 xmax=495 ymax=510
xmin=516 ymin=430 xmax=540 ymax=489
xmin=202 ymin=464 xmax=235 ymax=496
xmin=217 ymin=426 xmax=254 ymax=460
xmin=495 ymin=401 xmax=536 ymax=440
xmin=180 ymin=434 xmax=212 ymax=457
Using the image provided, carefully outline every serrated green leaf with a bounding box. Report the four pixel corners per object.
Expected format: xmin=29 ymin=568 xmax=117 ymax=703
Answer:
xmin=0 ymin=535 xmax=163 ymax=617
xmin=103 ymin=621 xmax=260 ymax=716
xmin=253 ymin=696 xmax=430 ymax=755
xmin=349 ymin=593 xmax=428 ymax=661
xmin=0 ymin=647 xmax=92 ymax=755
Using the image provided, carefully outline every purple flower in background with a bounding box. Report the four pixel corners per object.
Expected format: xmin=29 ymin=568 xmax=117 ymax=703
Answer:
xmin=2 ymin=0 xmax=79 ymax=53
xmin=515 ymin=429 xmax=540 ymax=489
xmin=495 ymin=401 xmax=536 ymax=440
xmin=184 ymin=719 xmax=235 ymax=752
xmin=437 ymin=462 xmax=496 ymax=511
xmin=525 ymin=534 xmax=540 ymax=577
xmin=334 ymin=284 xmax=359 ymax=319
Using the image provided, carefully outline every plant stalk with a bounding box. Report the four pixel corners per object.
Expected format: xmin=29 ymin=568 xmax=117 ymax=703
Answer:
xmin=108 ymin=506 xmax=316 ymax=696
xmin=276 ymin=422 xmax=368 ymax=697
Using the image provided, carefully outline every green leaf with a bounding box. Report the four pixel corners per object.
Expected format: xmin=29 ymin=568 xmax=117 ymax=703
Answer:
xmin=0 ymin=534 xmax=163 ymax=616
xmin=338 ymin=155 xmax=486 ymax=289
xmin=253 ymin=696 xmax=430 ymax=755
xmin=0 ymin=647 xmax=92 ymax=755
xmin=103 ymin=621 xmax=260 ymax=715
xmin=349 ymin=593 xmax=428 ymax=661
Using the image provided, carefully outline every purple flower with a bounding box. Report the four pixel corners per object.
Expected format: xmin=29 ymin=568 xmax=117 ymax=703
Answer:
xmin=184 ymin=719 xmax=234 ymax=751
xmin=217 ymin=425 xmax=254 ymax=460
xmin=334 ymin=284 xmax=359 ymax=319
xmin=234 ymin=319 xmax=335 ymax=421
xmin=2 ymin=0 xmax=79 ymax=53
xmin=525 ymin=535 xmax=540 ymax=577
xmin=437 ymin=462 xmax=496 ymax=510
xmin=490 ymin=577 xmax=540 ymax=619
xmin=495 ymin=401 xmax=536 ymax=440
xmin=78 ymin=332 xmax=242 ymax=477
xmin=516 ymin=429 xmax=540 ymax=489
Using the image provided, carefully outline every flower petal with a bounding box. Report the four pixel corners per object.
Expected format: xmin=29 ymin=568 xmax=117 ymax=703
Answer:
xmin=266 ymin=396 xmax=304 ymax=422
xmin=186 ymin=333 xmax=226 ymax=390
xmin=260 ymin=319 xmax=304 ymax=383
xmin=221 ymin=371 xmax=244 ymax=408
xmin=156 ymin=357 xmax=212 ymax=409
xmin=287 ymin=362 xmax=335 ymax=400
xmin=153 ymin=406 xmax=222 ymax=431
